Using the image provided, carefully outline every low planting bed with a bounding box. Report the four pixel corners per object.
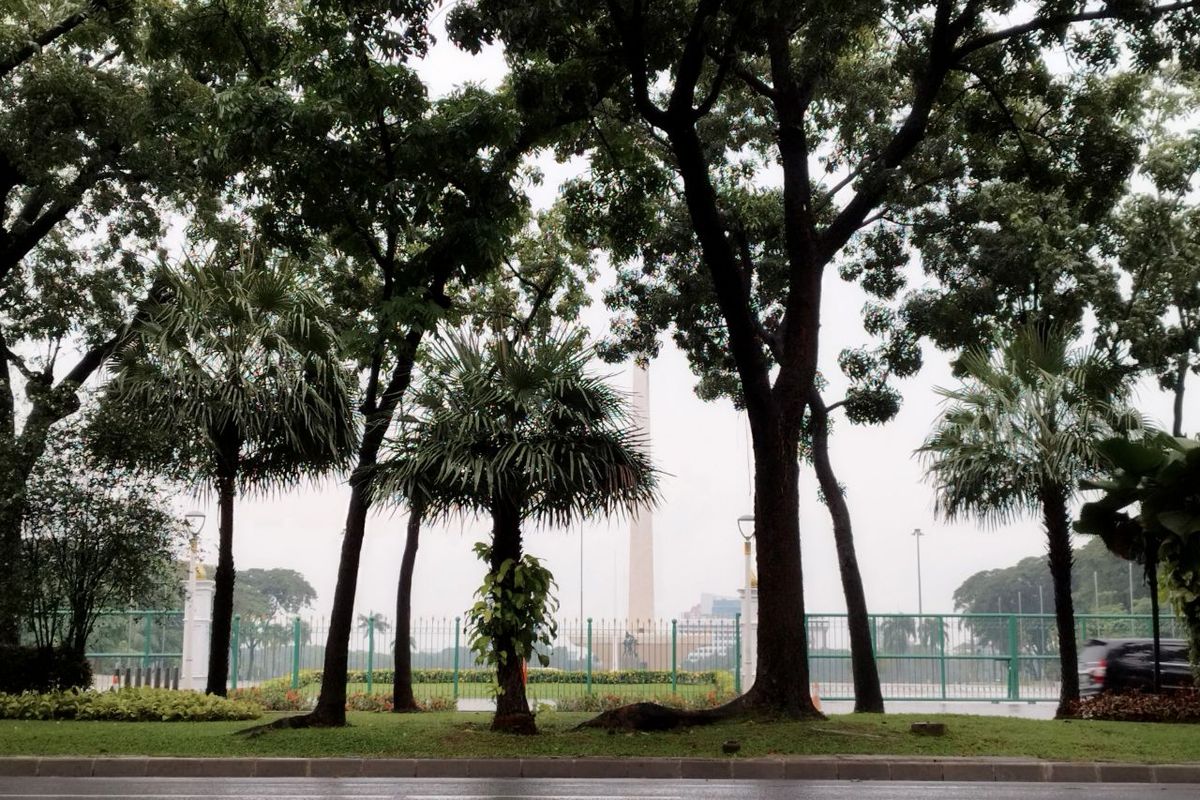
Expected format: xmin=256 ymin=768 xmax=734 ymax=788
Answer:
xmin=1068 ymin=689 xmax=1200 ymax=723
xmin=0 ymin=688 xmax=261 ymax=722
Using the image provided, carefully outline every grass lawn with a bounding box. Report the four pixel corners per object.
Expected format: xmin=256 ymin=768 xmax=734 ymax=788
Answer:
xmin=2 ymin=712 xmax=1199 ymax=763
xmin=335 ymin=682 xmax=711 ymax=702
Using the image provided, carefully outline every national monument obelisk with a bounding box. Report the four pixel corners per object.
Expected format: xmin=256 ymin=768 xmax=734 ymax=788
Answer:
xmin=628 ymin=363 xmax=654 ymax=632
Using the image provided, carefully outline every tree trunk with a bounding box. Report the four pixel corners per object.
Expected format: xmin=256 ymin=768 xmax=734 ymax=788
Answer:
xmin=1146 ymin=532 xmax=1162 ymax=692
xmin=1172 ymin=359 xmax=1187 ymax=438
xmin=392 ymin=507 xmax=422 ymax=713
xmin=489 ymin=500 xmax=535 ymax=734
xmin=307 ymin=482 xmax=371 ymax=724
xmin=740 ymin=413 xmax=820 ymax=717
xmin=663 ymin=121 xmax=819 ymax=719
xmin=0 ymin=482 xmax=29 ymax=646
xmin=205 ymin=440 xmax=238 ymax=696
xmin=304 ymin=334 xmax=425 ymax=726
xmin=808 ymin=392 xmax=884 ymax=713
xmin=1042 ymin=482 xmax=1079 ymax=717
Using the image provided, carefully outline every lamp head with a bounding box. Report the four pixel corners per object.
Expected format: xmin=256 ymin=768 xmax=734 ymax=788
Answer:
xmin=737 ymin=514 xmax=755 ymax=540
xmin=184 ymin=511 xmax=206 ymax=539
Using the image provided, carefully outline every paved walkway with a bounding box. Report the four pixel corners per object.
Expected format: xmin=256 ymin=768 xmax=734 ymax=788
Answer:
xmin=2 ymin=756 xmax=1198 ymax=783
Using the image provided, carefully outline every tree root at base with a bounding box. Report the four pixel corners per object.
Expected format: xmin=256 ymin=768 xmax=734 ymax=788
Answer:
xmin=491 ymin=711 xmax=538 ymax=735
xmin=234 ymin=713 xmax=343 ymax=737
xmin=577 ymin=696 xmax=825 ymax=732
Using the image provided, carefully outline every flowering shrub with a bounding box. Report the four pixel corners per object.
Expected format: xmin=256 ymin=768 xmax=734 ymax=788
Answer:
xmin=229 ymin=686 xmax=309 ymax=711
xmin=419 ymin=696 xmax=456 ymax=711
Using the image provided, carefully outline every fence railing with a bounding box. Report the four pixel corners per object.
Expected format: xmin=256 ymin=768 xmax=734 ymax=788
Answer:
xmin=81 ymin=612 xmax=1185 ymax=703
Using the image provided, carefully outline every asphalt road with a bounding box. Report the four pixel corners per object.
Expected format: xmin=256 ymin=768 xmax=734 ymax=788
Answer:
xmin=0 ymin=779 xmax=1197 ymax=799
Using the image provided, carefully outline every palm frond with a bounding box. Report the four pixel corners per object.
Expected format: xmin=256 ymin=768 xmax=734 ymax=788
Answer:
xmin=373 ymin=327 xmax=659 ymax=527
xmin=919 ymin=325 xmax=1137 ymax=527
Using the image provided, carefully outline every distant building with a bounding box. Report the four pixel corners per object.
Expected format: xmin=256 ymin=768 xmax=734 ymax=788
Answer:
xmin=682 ymin=593 xmax=741 ymax=620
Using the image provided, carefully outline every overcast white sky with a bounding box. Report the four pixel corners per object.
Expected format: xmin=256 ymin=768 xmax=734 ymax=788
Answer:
xmin=177 ymin=23 xmax=1198 ymax=626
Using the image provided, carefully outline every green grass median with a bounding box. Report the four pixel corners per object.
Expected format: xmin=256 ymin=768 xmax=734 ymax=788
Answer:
xmin=2 ymin=712 xmax=1200 ymax=763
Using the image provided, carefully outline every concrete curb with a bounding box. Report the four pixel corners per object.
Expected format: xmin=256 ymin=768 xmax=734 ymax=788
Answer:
xmin=2 ymin=756 xmax=1199 ymax=782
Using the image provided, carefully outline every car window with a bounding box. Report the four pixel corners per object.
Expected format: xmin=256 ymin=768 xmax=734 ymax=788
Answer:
xmin=1161 ymin=643 xmax=1189 ymax=662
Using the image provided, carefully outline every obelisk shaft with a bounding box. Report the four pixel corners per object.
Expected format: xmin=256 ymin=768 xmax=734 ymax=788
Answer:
xmin=628 ymin=363 xmax=654 ymax=631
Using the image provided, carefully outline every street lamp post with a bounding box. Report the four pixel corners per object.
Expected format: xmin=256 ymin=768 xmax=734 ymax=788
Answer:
xmin=182 ymin=511 xmax=206 ymax=689
xmin=737 ymin=515 xmax=754 ymax=693
xmin=912 ymin=528 xmax=925 ymax=616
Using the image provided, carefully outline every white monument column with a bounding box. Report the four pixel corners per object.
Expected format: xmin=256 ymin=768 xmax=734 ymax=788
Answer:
xmin=181 ymin=572 xmax=214 ymax=691
xmin=183 ymin=578 xmax=214 ymax=690
xmin=627 ymin=363 xmax=655 ymax=632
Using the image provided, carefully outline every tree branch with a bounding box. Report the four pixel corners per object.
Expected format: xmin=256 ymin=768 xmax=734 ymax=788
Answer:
xmin=953 ymin=1 xmax=1200 ymax=61
xmin=668 ymin=0 xmax=725 ymax=119
xmin=0 ymin=151 xmax=116 ymax=282
xmin=0 ymin=2 xmax=95 ymax=80
xmin=606 ymin=0 xmax=670 ymax=128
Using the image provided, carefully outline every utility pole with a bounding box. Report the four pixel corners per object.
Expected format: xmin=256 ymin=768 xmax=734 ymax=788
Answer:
xmin=1094 ymin=571 xmax=1101 ymax=612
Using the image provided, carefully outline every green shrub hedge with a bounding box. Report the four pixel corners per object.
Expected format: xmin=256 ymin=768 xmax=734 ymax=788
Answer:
xmin=0 ymin=646 xmax=92 ymax=694
xmin=0 ymin=688 xmax=262 ymax=721
xmin=267 ymin=667 xmax=723 ymax=690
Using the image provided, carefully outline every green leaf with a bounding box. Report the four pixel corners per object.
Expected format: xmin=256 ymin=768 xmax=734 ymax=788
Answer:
xmin=1095 ymin=437 xmax=1166 ymax=475
xmin=1158 ymin=511 xmax=1200 ymax=537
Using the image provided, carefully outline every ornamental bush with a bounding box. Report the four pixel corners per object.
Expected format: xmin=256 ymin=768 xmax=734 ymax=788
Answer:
xmin=229 ymin=685 xmax=309 ymax=711
xmin=0 ymin=688 xmax=262 ymax=721
xmin=0 ymin=646 xmax=92 ymax=694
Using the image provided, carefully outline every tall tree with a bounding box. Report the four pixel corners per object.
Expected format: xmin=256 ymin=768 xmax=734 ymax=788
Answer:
xmin=376 ymin=330 xmax=657 ymax=733
xmin=102 ymin=244 xmax=356 ymax=696
xmin=234 ymin=568 xmax=316 ymax=680
xmin=594 ymin=195 xmax=910 ymax=713
xmin=208 ymin=0 xmax=605 ymax=724
xmin=23 ymin=429 xmax=184 ymax=656
xmin=390 ymin=209 xmax=594 ymax=712
xmin=920 ymin=326 xmax=1136 ymax=716
xmin=451 ymin=0 xmax=1200 ymax=721
xmin=0 ymin=0 xmax=222 ymax=644
xmin=1094 ymin=80 xmax=1200 ymax=437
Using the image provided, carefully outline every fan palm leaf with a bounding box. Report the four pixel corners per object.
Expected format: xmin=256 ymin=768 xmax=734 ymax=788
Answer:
xmin=918 ymin=325 xmax=1137 ymax=714
xmin=102 ymin=242 xmax=357 ymax=697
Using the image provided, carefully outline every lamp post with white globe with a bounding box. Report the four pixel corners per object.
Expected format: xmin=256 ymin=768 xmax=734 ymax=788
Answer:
xmin=181 ymin=511 xmax=206 ymax=689
xmin=737 ymin=514 xmax=755 ymax=693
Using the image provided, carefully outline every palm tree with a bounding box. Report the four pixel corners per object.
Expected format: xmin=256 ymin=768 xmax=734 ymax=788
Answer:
xmin=879 ymin=616 xmax=915 ymax=655
xmin=917 ymin=617 xmax=947 ymax=654
xmin=376 ymin=329 xmax=657 ymax=734
xmin=919 ymin=326 xmax=1135 ymax=716
xmin=105 ymin=243 xmax=356 ymax=696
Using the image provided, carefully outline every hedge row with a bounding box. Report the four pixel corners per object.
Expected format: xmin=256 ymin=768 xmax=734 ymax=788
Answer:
xmin=0 ymin=646 xmax=92 ymax=694
xmin=267 ymin=667 xmax=725 ymax=690
xmin=0 ymin=688 xmax=262 ymax=722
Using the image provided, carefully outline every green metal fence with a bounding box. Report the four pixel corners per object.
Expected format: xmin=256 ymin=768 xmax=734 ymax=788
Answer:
xmin=82 ymin=611 xmax=1185 ymax=703
xmin=80 ymin=610 xmax=184 ymax=680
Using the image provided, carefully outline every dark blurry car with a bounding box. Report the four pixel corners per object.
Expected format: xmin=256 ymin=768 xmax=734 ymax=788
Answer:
xmin=1078 ymin=638 xmax=1193 ymax=697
